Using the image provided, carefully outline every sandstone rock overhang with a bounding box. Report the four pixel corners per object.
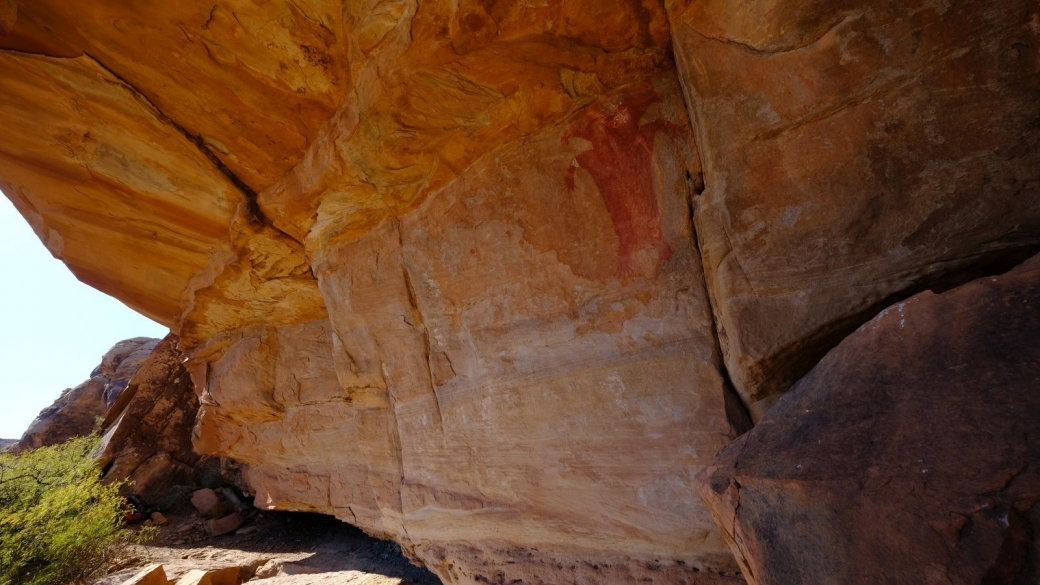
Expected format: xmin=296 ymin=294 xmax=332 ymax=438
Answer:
xmin=1 ymin=1 xmax=1038 ymax=583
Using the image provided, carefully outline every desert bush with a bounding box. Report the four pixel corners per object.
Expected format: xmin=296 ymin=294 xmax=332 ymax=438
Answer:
xmin=0 ymin=435 xmax=143 ymax=585
xmin=194 ymin=457 xmax=225 ymax=490
xmin=154 ymin=484 xmax=194 ymax=515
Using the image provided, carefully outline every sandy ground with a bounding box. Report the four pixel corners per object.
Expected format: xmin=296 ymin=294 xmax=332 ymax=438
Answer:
xmin=91 ymin=511 xmax=442 ymax=585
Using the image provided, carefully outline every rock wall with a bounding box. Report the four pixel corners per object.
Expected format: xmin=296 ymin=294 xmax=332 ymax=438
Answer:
xmin=1 ymin=0 xmax=1039 ymax=583
xmin=17 ymin=337 xmax=157 ymax=451
xmin=192 ymin=75 xmax=745 ymax=583
xmin=667 ymin=0 xmax=1040 ymax=417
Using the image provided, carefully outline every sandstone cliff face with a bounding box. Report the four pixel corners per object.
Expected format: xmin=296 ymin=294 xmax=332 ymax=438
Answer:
xmin=192 ymin=75 xmax=745 ymax=583
xmin=698 ymin=254 xmax=1040 ymax=585
xmin=17 ymin=337 xmax=157 ymax=451
xmin=1 ymin=0 xmax=1039 ymax=583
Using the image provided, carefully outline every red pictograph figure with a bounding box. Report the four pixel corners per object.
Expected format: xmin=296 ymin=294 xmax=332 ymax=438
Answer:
xmin=563 ymin=85 xmax=684 ymax=280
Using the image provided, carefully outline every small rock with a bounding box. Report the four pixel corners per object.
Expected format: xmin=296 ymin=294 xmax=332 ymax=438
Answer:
xmin=252 ymin=561 xmax=281 ymax=580
xmin=150 ymin=511 xmax=169 ymax=526
xmin=190 ymin=488 xmax=220 ymax=517
xmin=253 ymin=560 xmax=325 ymax=579
xmin=203 ymin=512 xmax=244 ymax=537
xmin=216 ymin=486 xmax=249 ymax=512
xmin=240 ymin=558 xmax=271 ymax=581
xmin=173 ymin=567 xmax=239 ymax=585
xmin=277 ymin=562 xmax=326 ymax=576
xmin=235 ymin=525 xmax=257 ymax=536
xmin=120 ymin=563 xmax=168 ymax=585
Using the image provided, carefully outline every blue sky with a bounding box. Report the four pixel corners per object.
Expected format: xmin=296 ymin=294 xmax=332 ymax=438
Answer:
xmin=0 ymin=191 xmax=169 ymax=439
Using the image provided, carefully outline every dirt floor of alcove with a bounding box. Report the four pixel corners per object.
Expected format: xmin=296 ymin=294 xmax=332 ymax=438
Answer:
xmin=91 ymin=510 xmax=443 ymax=585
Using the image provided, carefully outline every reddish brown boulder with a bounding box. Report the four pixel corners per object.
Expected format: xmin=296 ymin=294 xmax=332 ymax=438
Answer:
xmin=97 ymin=334 xmax=202 ymax=501
xmin=203 ymin=513 xmax=245 ymax=538
xmin=697 ymin=254 xmax=1040 ymax=585
xmin=17 ymin=337 xmax=157 ymax=451
xmin=190 ymin=489 xmax=220 ymax=517
xmin=0 ymin=0 xmax=14 ymax=36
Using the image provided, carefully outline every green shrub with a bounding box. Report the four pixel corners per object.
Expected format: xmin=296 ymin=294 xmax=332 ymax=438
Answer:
xmin=0 ymin=435 xmax=144 ymax=585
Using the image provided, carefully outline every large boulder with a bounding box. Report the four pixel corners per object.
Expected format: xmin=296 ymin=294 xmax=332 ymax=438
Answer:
xmin=0 ymin=0 xmax=14 ymax=36
xmin=17 ymin=337 xmax=157 ymax=451
xmin=97 ymin=334 xmax=202 ymax=502
xmin=697 ymin=254 xmax=1040 ymax=584
xmin=15 ymin=333 xmax=209 ymax=503
xmin=667 ymin=0 xmax=1040 ymax=416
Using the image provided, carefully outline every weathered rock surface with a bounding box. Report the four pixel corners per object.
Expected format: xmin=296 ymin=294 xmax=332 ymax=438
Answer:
xmin=17 ymin=337 xmax=157 ymax=451
xmin=97 ymin=334 xmax=202 ymax=501
xmin=668 ymin=0 xmax=1040 ymax=416
xmin=3 ymin=0 xmax=1040 ymax=582
xmin=698 ymin=254 xmax=1040 ymax=585
xmin=192 ymin=74 xmax=744 ymax=584
xmin=0 ymin=0 xmax=679 ymax=346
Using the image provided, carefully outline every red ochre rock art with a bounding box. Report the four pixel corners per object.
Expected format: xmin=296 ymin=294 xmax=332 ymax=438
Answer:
xmin=564 ymin=84 xmax=683 ymax=280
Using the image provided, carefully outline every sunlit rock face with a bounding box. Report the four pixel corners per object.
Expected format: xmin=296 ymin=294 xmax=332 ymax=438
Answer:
xmin=2 ymin=0 xmax=1039 ymax=583
xmin=192 ymin=75 xmax=745 ymax=583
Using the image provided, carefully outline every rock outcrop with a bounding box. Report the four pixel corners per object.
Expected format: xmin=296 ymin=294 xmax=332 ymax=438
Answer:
xmin=17 ymin=337 xmax=157 ymax=451
xmin=697 ymin=254 xmax=1040 ymax=585
xmin=669 ymin=0 xmax=1040 ymax=417
xmin=97 ymin=334 xmax=203 ymax=502
xmin=15 ymin=333 xmax=206 ymax=503
xmin=1 ymin=0 xmax=1039 ymax=582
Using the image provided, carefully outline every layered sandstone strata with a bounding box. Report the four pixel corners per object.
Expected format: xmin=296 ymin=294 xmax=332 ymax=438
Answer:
xmin=1 ymin=0 xmax=1039 ymax=583
xmin=192 ymin=75 xmax=745 ymax=583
